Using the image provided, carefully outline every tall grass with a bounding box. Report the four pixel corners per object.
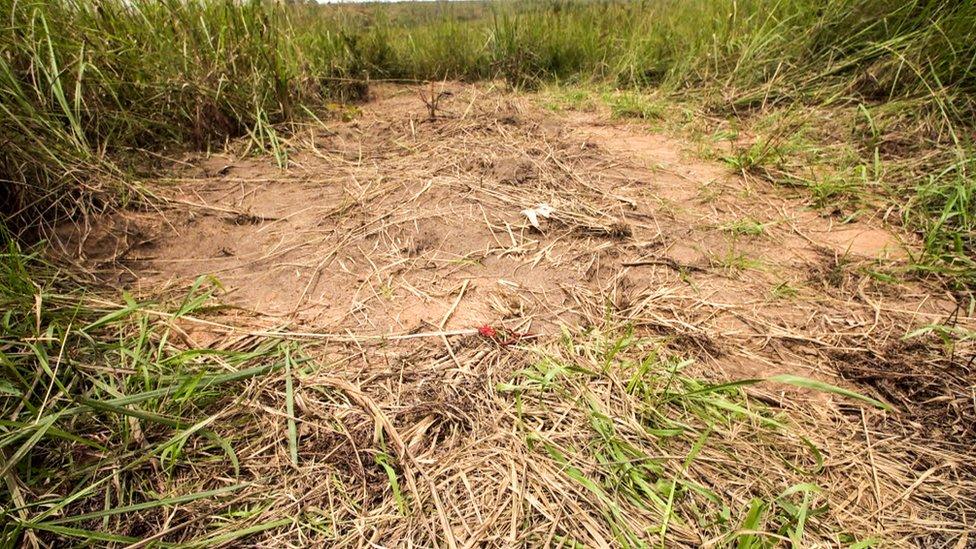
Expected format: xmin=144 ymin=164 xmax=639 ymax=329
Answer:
xmin=0 ymin=0 xmax=367 ymax=231
xmin=0 ymin=242 xmax=294 ymax=544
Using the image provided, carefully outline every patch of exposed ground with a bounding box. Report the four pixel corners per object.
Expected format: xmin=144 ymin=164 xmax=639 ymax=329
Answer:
xmin=54 ymin=83 xmax=975 ymax=546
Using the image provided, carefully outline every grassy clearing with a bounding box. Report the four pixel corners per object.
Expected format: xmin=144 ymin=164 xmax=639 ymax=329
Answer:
xmin=3 ymin=0 xmax=974 ymax=278
xmin=1 ymin=0 xmax=975 ymax=545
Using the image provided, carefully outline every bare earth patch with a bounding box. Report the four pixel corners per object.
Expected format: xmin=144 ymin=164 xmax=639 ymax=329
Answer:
xmin=54 ymin=84 xmax=974 ymax=546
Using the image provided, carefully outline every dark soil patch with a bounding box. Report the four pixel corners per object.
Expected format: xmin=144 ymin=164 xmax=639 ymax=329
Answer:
xmin=833 ymin=338 xmax=976 ymax=454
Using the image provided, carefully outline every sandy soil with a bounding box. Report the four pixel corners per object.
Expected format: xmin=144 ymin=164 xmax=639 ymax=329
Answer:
xmin=58 ymin=84 xmax=962 ymax=378
xmin=52 ymin=83 xmax=975 ymax=546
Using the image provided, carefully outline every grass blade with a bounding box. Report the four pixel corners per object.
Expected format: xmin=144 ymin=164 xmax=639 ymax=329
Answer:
xmin=284 ymin=346 xmax=298 ymax=467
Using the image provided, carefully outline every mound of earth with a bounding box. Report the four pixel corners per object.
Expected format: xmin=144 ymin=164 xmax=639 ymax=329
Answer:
xmin=52 ymin=83 xmax=974 ymax=546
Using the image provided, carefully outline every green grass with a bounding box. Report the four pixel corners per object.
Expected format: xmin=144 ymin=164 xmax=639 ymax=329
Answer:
xmin=0 ymin=0 xmax=366 ymax=230
xmin=711 ymin=246 xmax=765 ymax=275
xmin=770 ymin=281 xmax=800 ymax=300
xmin=499 ymin=328 xmax=888 ymax=546
xmin=604 ymin=90 xmax=666 ymax=120
xmin=540 ymin=85 xmax=596 ymax=112
xmin=721 ymin=219 xmax=768 ymax=237
xmin=0 ymin=242 xmax=295 ymax=544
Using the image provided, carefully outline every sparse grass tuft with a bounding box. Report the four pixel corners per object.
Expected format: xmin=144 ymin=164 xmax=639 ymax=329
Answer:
xmin=540 ymin=85 xmax=596 ymax=112
xmin=771 ymin=281 xmax=800 ymax=299
xmin=604 ymin=90 xmax=665 ymax=120
xmin=721 ymin=218 xmax=768 ymax=237
xmin=906 ymin=157 xmax=976 ymax=274
xmin=712 ymin=247 xmax=764 ymax=274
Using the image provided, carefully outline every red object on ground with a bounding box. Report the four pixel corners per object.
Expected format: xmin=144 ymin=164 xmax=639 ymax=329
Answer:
xmin=478 ymin=324 xmax=535 ymax=347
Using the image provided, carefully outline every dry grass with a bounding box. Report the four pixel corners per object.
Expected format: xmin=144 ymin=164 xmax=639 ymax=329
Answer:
xmin=4 ymin=84 xmax=974 ymax=547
